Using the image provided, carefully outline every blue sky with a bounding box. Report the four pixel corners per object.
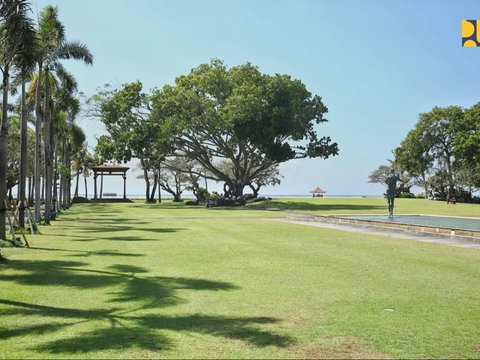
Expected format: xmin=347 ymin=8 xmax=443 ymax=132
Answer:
xmin=33 ymin=0 xmax=480 ymax=196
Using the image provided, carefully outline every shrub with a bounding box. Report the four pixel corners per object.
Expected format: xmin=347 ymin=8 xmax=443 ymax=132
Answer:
xmin=195 ymin=187 xmax=209 ymax=203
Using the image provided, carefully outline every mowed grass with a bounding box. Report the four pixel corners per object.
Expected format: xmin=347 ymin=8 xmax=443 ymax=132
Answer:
xmin=249 ymin=197 xmax=480 ymax=218
xmin=0 ymin=199 xmax=480 ymax=358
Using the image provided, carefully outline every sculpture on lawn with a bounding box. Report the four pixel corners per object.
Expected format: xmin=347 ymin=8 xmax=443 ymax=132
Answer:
xmin=385 ymin=171 xmax=400 ymax=218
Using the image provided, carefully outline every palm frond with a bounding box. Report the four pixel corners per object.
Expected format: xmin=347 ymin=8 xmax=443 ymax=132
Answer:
xmin=0 ymin=0 xmax=36 ymax=65
xmin=54 ymin=62 xmax=78 ymax=95
xmin=55 ymin=41 xmax=93 ymax=65
xmin=69 ymin=122 xmax=86 ymax=150
xmin=37 ymin=5 xmax=65 ymax=55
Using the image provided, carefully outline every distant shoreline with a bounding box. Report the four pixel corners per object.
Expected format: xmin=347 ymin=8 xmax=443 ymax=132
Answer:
xmin=123 ymin=194 xmax=384 ymax=199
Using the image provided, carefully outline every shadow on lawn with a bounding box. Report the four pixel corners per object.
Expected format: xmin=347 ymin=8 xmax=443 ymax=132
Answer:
xmin=28 ymin=247 xmax=145 ymax=258
xmin=0 ymin=259 xmax=293 ymax=354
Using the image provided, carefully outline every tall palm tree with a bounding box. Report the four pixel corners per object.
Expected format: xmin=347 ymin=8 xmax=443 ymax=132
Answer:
xmin=15 ymin=13 xmax=36 ymax=228
xmin=33 ymin=5 xmax=92 ymax=224
xmin=0 ymin=0 xmax=35 ymax=240
xmin=51 ymin=66 xmax=79 ymax=212
xmin=64 ymin=119 xmax=83 ymax=205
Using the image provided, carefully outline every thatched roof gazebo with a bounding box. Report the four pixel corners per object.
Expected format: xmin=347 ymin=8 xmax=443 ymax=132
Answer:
xmin=310 ymin=186 xmax=326 ymax=198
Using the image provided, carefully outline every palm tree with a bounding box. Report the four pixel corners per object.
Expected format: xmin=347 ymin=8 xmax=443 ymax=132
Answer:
xmin=51 ymin=67 xmax=79 ymax=211
xmin=15 ymin=13 xmax=36 ymax=228
xmin=33 ymin=5 xmax=92 ymax=224
xmin=66 ymin=120 xmax=84 ymax=205
xmin=0 ymin=0 xmax=35 ymax=240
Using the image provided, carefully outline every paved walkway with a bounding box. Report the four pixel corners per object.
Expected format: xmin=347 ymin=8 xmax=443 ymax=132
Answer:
xmin=276 ymin=216 xmax=480 ymax=249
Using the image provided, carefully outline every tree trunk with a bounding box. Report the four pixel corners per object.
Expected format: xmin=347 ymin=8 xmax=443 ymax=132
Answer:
xmin=234 ymin=182 xmax=245 ymax=198
xmin=0 ymin=129 xmax=7 ymax=241
xmin=52 ymin=140 xmax=58 ymax=216
xmin=204 ymin=170 xmax=208 ymax=192
xmin=19 ymin=78 xmax=28 ymax=228
xmin=64 ymin=142 xmax=70 ymax=208
xmin=84 ymin=176 xmax=88 ymax=198
xmin=150 ymin=172 xmax=158 ymax=202
xmin=74 ymin=170 xmax=80 ymax=198
xmin=29 ymin=176 xmax=34 ymax=206
xmin=0 ymin=65 xmax=10 ymax=240
xmin=423 ymin=174 xmax=428 ymax=199
xmin=34 ymin=63 xmax=43 ymax=223
xmin=157 ymin=164 xmax=162 ymax=203
xmin=60 ymin=139 xmax=66 ymax=209
xmin=28 ymin=176 xmax=33 ymax=205
xmin=43 ymin=69 xmax=52 ymax=224
xmin=249 ymin=184 xmax=260 ymax=198
xmin=143 ymin=167 xmax=150 ymax=202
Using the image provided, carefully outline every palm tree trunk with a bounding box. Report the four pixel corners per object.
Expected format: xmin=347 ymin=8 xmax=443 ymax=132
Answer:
xmin=41 ymin=176 xmax=44 ymax=201
xmin=34 ymin=63 xmax=43 ymax=223
xmin=66 ymin=143 xmax=71 ymax=207
xmin=51 ymin=116 xmax=57 ymax=216
xmin=61 ymin=139 xmax=66 ymax=208
xmin=19 ymin=78 xmax=28 ymax=228
xmin=0 ymin=65 xmax=10 ymax=240
xmin=53 ymin=143 xmax=58 ymax=215
xmin=28 ymin=176 xmax=33 ymax=206
xmin=43 ymin=69 xmax=52 ymax=224
xmin=74 ymin=170 xmax=80 ymax=198
xmin=84 ymin=175 xmax=88 ymax=198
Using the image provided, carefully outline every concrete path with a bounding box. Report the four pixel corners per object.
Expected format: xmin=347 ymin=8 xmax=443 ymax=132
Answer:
xmin=276 ymin=217 xmax=480 ymax=249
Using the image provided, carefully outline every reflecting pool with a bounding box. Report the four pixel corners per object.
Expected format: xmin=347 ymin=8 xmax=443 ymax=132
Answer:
xmin=337 ymin=215 xmax=480 ymax=231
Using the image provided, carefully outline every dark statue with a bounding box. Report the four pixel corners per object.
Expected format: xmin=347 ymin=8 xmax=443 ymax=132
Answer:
xmin=385 ymin=171 xmax=399 ymax=218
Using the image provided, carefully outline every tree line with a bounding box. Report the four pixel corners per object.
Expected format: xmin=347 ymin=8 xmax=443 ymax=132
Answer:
xmin=369 ymin=105 xmax=480 ymax=202
xmin=89 ymin=60 xmax=339 ymax=204
xmin=0 ymin=0 xmax=93 ymax=241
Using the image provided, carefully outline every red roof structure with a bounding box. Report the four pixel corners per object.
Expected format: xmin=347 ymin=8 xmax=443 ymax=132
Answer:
xmin=310 ymin=186 xmax=326 ymax=197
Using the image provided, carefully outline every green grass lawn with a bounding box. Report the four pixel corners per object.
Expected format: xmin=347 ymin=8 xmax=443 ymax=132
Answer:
xmin=1 ymin=199 xmax=480 ymax=358
xmin=249 ymin=197 xmax=480 ymax=218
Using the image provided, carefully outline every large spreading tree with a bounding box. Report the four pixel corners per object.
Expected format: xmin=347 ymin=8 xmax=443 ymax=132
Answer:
xmin=151 ymin=60 xmax=338 ymax=197
xmin=391 ymin=104 xmax=480 ymax=200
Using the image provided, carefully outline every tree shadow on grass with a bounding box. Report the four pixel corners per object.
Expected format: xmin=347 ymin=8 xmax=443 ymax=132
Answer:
xmin=35 ymin=315 xmax=291 ymax=354
xmin=0 ymin=299 xmax=291 ymax=353
xmin=70 ymin=224 xmax=185 ymax=235
xmin=0 ymin=259 xmax=294 ymax=355
xmin=28 ymin=247 xmax=145 ymax=258
xmin=52 ymin=224 xmax=186 ymax=243
xmin=59 ymin=218 xmax=152 ymax=225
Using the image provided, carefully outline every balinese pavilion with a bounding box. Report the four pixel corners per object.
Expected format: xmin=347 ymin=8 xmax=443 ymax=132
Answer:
xmin=310 ymin=186 xmax=326 ymax=198
xmin=91 ymin=165 xmax=131 ymax=202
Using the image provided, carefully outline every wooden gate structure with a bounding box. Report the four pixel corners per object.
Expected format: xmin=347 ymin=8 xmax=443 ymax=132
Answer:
xmin=91 ymin=165 xmax=130 ymax=202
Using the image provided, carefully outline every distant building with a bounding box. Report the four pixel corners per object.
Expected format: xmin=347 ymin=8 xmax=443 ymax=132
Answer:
xmin=310 ymin=187 xmax=326 ymax=198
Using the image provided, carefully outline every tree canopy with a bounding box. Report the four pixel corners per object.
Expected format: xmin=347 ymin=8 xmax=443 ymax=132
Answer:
xmin=150 ymin=60 xmax=338 ymax=197
xmin=90 ymin=60 xmax=338 ymax=200
xmin=389 ymin=104 xmax=480 ymax=201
